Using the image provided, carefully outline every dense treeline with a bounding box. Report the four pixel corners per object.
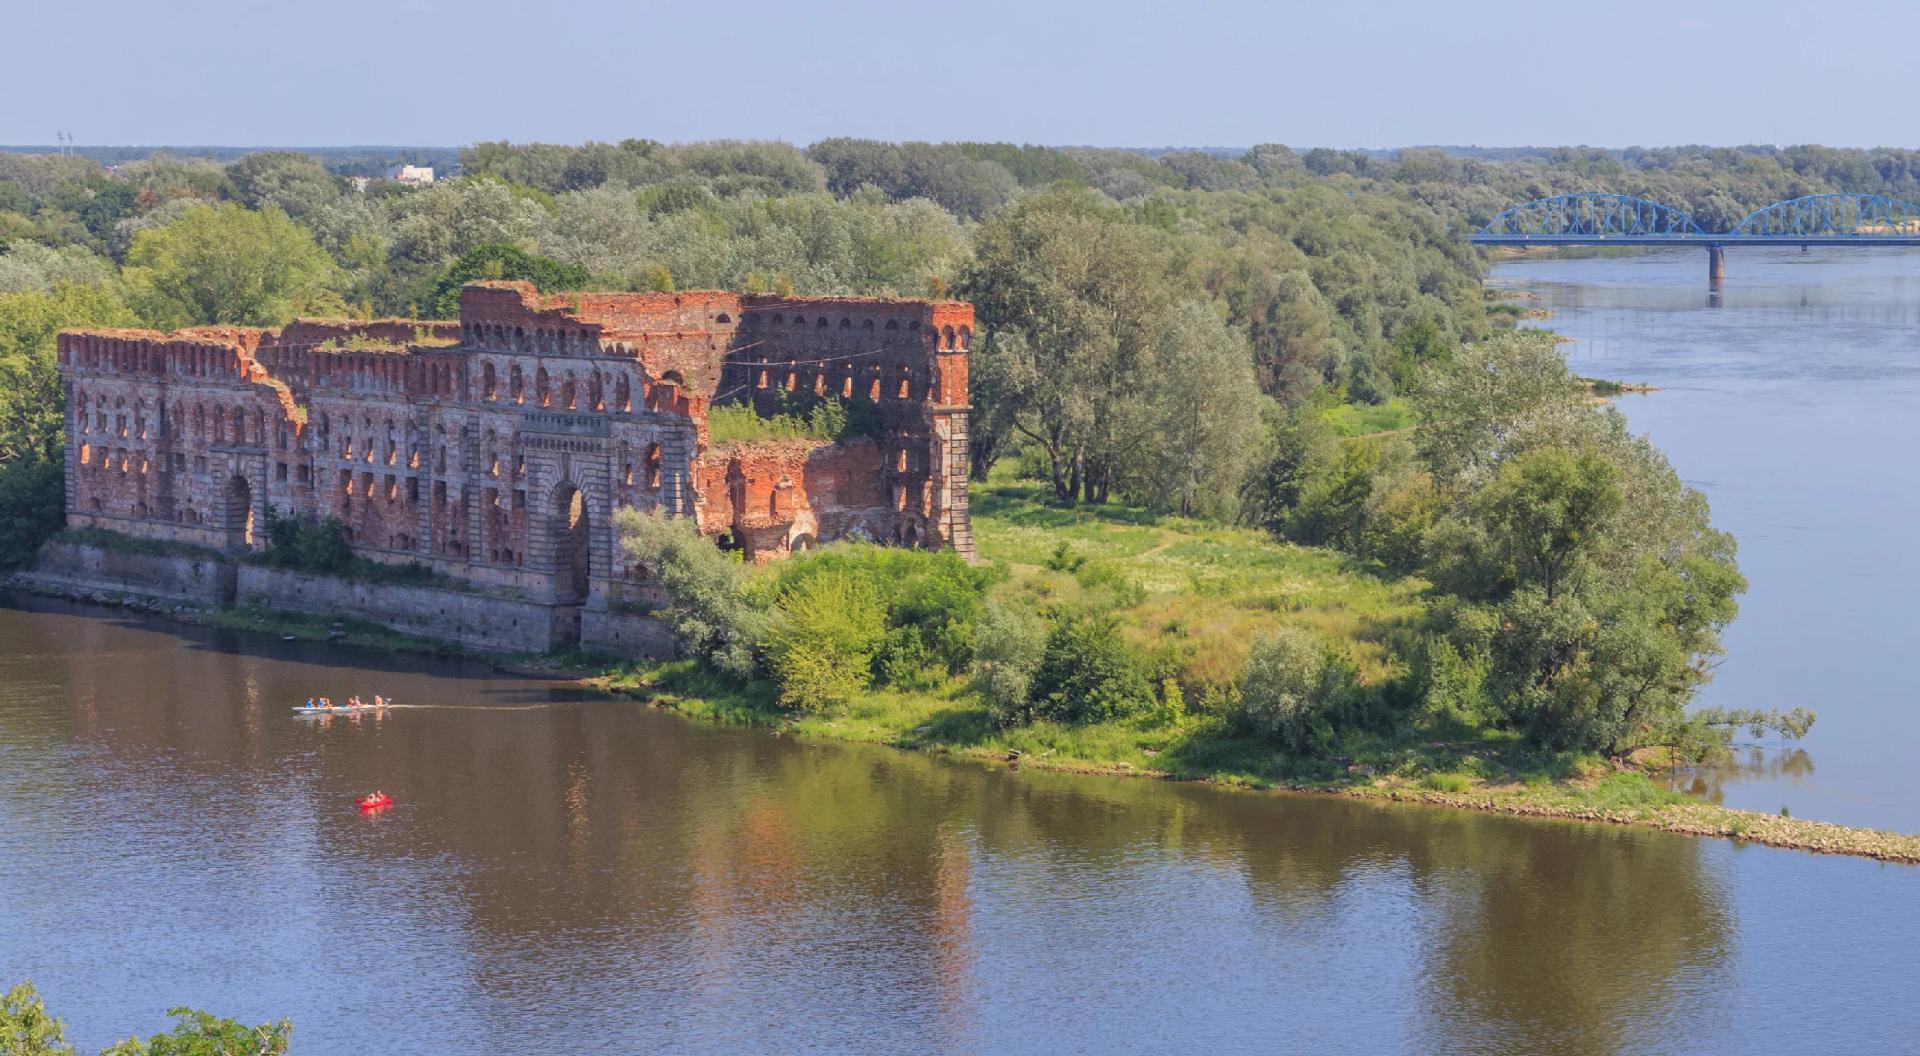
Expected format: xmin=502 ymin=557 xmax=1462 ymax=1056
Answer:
xmin=0 ymin=137 xmax=1846 ymax=761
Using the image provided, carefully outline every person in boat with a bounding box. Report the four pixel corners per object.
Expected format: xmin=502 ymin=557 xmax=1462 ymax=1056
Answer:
xmin=348 ymin=695 xmax=363 ymax=709
xmin=318 ymin=697 xmax=333 ymax=710
xmin=373 ymin=695 xmax=386 ymax=709
xmin=305 ymin=698 xmax=315 ymax=709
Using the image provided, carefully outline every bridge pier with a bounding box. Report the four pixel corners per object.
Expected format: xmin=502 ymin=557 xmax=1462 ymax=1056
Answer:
xmin=1708 ymin=245 xmax=1726 ymax=285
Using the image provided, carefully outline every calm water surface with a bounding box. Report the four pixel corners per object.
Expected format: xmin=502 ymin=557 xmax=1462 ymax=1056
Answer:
xmin=1492 ymin=247 xmax=1920 ymax=831
xmin=0 ymin=596 xmax=1914 ymax=1054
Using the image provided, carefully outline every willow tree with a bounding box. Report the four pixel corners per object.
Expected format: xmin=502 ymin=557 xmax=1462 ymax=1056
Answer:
xmin=962 ymin=188 xmax=1177 ymax=503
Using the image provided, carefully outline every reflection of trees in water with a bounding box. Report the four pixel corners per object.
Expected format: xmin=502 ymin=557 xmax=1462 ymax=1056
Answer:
xmin=1684 ymin=747 xmax=1817 ymax=804
xmin=1160 ymin=791 xmax=1733 ymax=1056
xmin=1412 ymin=817 xmax=1731 ymax=1056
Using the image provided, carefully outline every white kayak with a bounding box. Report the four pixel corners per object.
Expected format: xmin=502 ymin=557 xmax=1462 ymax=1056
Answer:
xmin=291 ymin=704 xmax=388 ymax=715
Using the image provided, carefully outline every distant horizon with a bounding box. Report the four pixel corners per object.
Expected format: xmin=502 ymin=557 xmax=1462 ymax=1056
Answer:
xmin=8 ymin=141 xmax=1919 ymax=155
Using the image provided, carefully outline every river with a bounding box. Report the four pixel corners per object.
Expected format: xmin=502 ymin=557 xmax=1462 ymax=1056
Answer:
xmin=0 ymin=594 xmax=1914 ymax=1054
xmin=1491 ymin=246 xmax=1920 ymax=832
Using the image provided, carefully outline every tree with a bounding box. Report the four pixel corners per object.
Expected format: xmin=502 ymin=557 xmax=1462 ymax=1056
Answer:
xmin=1027 ymin=614 xmax=1152 ymax=723
xmin=1468 ymin=446 xmax=1622 ymax=603
xmin=0 ymin=283 xmax=136 ymax=464
xmin=121 ymin=204 xmax=342 ymax=327
xmin=972 ymin=599 xmax=1048 ymax=726
xmin=1 ymin=980 xmax=70 ymax=1055
xmin=386 ymin=177 xmax=550 ymax=268
xmin=99 ymin=1007 xmax=290 ymax=1056
xmin=424 ymin=243 xmax=589 ymax=318
xmin=1140 ymin=302 xmax=1268 ymax=519
xmin=1235 ymin=625 xmax=1343 ymax=754
xmin=224 ymin=152 xmax=341 ymax=221
xmin=761 ymin=571 xmax=887 ymax=713
xmin=963 ymin=188 xmax=1178 ymax=503
xmin=613 ymin=510 xmax=756 ymax=678
xmin=1414 ymin=329 xmax=1587 ymax=488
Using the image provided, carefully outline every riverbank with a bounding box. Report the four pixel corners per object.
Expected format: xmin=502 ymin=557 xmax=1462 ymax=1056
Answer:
xmin=579 ymin=660 xmax=1920 ymax=864
xmin=10 ymin=568 xmax=1917 ymax=864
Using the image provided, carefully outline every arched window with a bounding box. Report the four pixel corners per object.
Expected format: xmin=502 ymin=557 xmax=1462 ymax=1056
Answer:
xmin=510 ymin=363 xmax=524 ymax=403
xmin=645 ymin=443 xmax=662 ymax=490
xmin=536 ymin=366 xmax=551 ymax=408
xmin=483 ymin=362 xmax=497 ymax=400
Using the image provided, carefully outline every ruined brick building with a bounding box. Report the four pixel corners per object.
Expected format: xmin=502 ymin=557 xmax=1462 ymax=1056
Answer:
xmin=56 ymin=281 xmax=974 ymax=650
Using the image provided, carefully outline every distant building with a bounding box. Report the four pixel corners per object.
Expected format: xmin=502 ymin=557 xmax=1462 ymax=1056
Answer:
xmin=385 ymin=165 xmax=435 ymax=187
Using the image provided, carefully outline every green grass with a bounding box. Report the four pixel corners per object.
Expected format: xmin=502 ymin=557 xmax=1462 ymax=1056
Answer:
xmin=705 ymin=404 xmax=836 ymax=444
xmin=972 ymin=474 xmax=1427 ymax=687
xmin=1319 ymin=397 xmax=1415 ymax=438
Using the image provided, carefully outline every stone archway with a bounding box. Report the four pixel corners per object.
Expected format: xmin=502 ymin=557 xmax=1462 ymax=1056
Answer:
xmin=550 ymin=481 xmax=591 ymax=605
xmin=222 ymin=474 xmax=254 ymax=551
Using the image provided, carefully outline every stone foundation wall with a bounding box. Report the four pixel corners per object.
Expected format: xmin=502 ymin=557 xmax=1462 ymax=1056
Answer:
xmin=25 ymin=540 xmax=236 ymax=604
xmin=21 ymin=536 xmax=675 ymax=660
xmin=234 ymin=566 xmax=575 ymax=654
xmin=580 ymin=608 xmax=676 ymax=658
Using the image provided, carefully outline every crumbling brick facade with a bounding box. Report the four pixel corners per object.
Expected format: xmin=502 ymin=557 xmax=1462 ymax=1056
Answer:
xmin=57 ymin=281 xmax=974 ymax=647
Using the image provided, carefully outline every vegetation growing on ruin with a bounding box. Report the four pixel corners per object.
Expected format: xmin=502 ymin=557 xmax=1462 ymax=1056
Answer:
xmin=248 ymin=510 xmax=448 ymax=587
xmin=704 ymin=390 xmax=878 ymax=445
xmin=48 ymin=526 xmax=224 ymax=561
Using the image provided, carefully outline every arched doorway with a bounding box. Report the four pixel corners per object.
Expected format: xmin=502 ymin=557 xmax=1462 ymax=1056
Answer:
xmin=223 ymin=475 xmax=254 ymax=550
xmin=551 ymin=482 xmax=591 ymax=605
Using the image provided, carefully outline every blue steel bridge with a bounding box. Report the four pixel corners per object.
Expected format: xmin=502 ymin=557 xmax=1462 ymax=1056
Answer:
xmin=1469 ymin=192 xmax=1920 ymax=280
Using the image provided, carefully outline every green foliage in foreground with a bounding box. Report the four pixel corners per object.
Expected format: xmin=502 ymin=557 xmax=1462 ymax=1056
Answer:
xmin=1 ymin=980 xmax=290 ymax=1056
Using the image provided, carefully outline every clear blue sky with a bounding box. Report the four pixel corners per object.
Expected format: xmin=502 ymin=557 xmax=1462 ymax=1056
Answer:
xmin=6 ymin=0 xmax=1914 ymax=149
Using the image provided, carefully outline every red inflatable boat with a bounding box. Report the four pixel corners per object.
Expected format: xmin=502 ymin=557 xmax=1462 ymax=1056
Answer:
xmin=356 ymin=792 xmax=393 ymax=811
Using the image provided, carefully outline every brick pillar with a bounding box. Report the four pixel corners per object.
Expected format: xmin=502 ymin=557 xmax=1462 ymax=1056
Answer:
xmin=929 ymin=407 xmax=975 ymax=561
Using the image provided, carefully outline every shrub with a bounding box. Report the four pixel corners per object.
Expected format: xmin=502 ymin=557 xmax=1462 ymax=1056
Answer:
xmin=1152 ymin=677 xmax=1187 ymax=727
xmin=768 ymin=543 xmax=994 ymax=678
xmin=1235 ymin=625 xmax=1342 ymax=753
xmin=261 ymin=508 xmax=351 ymax=572
xmin=1028 ymin=613 xmax=1153 ymax=724
xmin=1410 ymin=633 xmax=1493 ymax=732
xmin=972 ymin=599 xmax=1048 ymax=726
xmin=615 ymin=509 xmax=757 ymax=677
xmin=761 ymin=571 xmax=887 ymax=713
xmin=0 ymin=456 xmax=63 ymax=570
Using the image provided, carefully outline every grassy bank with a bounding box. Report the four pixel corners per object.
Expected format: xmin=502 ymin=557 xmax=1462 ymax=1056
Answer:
xmin=587 ymin=478 xmax=1920 ymax=865
xmin=592 ymin=659 xmax=1920 ymax=864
